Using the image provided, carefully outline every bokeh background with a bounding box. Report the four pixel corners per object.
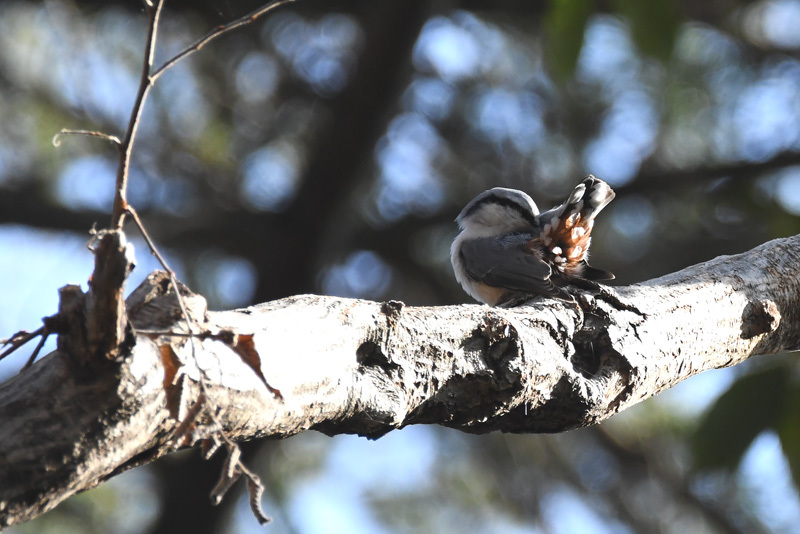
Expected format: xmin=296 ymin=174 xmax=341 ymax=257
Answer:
xmin=2 ymin=0 xmax=800 ymax=532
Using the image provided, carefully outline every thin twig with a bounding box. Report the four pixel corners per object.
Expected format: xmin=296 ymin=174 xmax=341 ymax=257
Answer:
xmin=0 ymin=327 xmax=45 ymax=362
xmin=111 ymin=0 xmax=165 ymax=229
xmin=112 ymin=0 xmax=295 ymax=228
xmin=204 ymin=408 xmax=271 ymax=523
xmin=39 ymin=12 xmax=290 ymax=521
xmin=163 ymin=392 xmax=208 ymax=452
xmin=136 ymin=329 xmax=196 ymax=337
xmin=107 ymin=0 xmax=296 ymax=334
xmin=126 ymin=206 xmax=195 ymax=335
xmin=22 ymin=331 xmax=51 ymax=370
xmin=150 ymin=0 xmax=296 ymax=83
xmin=52 ymin=129 xmax=121 ymax=147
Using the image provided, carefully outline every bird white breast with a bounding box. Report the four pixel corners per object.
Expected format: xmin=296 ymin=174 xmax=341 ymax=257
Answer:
xmin=451 ymin=232 xmax=481 ymax=302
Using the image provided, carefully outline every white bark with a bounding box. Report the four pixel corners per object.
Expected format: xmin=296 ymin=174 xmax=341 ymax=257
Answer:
xmin=0 ymin=233 xmax=798 ymax=527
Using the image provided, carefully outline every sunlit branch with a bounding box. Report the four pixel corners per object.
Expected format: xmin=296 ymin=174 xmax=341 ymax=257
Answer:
xmin=52 ymin=129 xmax=121 ymax=147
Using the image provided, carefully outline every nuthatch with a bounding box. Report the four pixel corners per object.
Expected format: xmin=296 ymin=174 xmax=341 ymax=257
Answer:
xmin=451 ymin=175 xmax=615 ymax=306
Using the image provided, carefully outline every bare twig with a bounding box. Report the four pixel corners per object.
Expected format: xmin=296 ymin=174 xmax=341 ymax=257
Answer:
xmin=205 ymin=411 xmax=272 ymax=524
xmin=162 ymin=391 xmax=209 ymax=452
xmin=136 ymin=329 xmax=196 ymax=337
xmin=112 ymin=0 xmax=296 ymax=229
xmin=108 ymin=0 xmax=297 ymax=329
xmin=110 ymin=0 xmax=164 ymax=229
xmin=52 ymin=129 xmax=121 ymax=147
xmin=20 ymin=3 xmax=296 ymax=521
xmin=126 ymin=206 xmax=195 ymax=335
xmin=150 ymin=0 xmax=296 ymax=83
xmin=22 ymin=331 xmax=51 ymax=370
xmin=0 ymin=327 xmax=45 ymax=363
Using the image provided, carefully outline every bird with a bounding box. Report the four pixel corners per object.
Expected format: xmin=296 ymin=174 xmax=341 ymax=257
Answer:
xmin=450 ymin=175 xmax=616 ymax=306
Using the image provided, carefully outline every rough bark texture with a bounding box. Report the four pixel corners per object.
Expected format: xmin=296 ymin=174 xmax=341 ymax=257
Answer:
xmin=1 ymin=233 xmax=799 ymax=527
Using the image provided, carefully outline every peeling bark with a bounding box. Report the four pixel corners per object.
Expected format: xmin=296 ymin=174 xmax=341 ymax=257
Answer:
xmin=1 ymin=234 xmax=799 ymax=527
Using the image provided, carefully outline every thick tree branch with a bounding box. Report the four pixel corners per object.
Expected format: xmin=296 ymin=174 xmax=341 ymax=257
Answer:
xmin=1 ymin=234 xmax=799 ymax=527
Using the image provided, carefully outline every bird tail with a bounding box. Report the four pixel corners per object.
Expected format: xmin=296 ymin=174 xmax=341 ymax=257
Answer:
xmin=535 ymin=175 xmax=616 ymax=281
xmin=562 ymin=175 xmax=615 ymax=221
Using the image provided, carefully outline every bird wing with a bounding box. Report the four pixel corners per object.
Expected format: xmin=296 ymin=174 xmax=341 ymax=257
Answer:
xmin=459 ymin=235 xmax=561 ymax=296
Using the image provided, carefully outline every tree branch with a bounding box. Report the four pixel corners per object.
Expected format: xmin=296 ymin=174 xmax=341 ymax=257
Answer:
xmin=149 ymin=0 xmax=296 ymax=83
xmin=1 ymin=233 xmax=799 ymax=527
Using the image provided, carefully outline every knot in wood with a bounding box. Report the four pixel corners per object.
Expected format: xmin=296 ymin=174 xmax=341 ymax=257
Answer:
xmin=380 ymin=300 xmax=404 ymax=320
xmin=478 ymin=312 xmax=515 ymax=343
xmin=741 ymin=299 xmax=781 ymax=339
xmin=477 ymin=313 xmax=522 ymax=370
xmin=356 ymin=340 xmax=399 ymax=372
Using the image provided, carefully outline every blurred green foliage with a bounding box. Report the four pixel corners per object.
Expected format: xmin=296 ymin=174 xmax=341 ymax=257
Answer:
xmin=692 ymin=363 xmax=790 ymax=472
xmin=544 ymin=0 xmax=593 ymax=81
